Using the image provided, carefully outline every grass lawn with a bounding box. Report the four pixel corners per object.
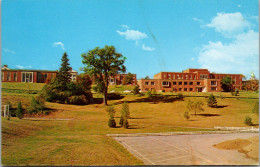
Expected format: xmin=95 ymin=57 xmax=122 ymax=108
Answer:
xmin=1 ymin=89 xmax=259 ymax=165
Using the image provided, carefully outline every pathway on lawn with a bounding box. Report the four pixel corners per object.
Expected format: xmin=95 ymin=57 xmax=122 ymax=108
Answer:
xmin=113 ymin=133 xmax=258 ymax=165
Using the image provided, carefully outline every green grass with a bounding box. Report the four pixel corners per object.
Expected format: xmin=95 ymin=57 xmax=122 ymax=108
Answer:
xmin=2 ymin=82 xmax=45 ymax=90
xmin=1 ymin=89 xmax=259 ymax=165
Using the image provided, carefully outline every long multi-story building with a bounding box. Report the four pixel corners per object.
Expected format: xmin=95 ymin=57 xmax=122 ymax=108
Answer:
xmin=108 ymin=73 xmax=137 ymax=85
xmin=1 ymin=65 xmax=77 ymax=83
xmin=138 ymin=69 xmax=243 ymax=92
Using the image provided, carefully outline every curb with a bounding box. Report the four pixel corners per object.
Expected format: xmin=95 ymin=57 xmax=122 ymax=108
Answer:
xmin=107 ymin=130 xmax=259 ymax=137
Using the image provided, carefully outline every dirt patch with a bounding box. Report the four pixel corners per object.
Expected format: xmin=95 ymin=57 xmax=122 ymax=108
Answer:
xmin=213 ymin=136 xmax=259 ymax=161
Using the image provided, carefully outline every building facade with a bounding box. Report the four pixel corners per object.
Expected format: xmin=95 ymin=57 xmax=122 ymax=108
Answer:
xmin=138 ymin=69 xmax=243 ymax=92
xmin=108 ymin=74 xmax=137 ymax=85
xmin=1 ymin=65 xmax=77 ymax=83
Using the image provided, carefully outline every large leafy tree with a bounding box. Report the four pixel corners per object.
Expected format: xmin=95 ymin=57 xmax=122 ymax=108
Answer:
xmin=81 ymin=45 xmax=126 ymax=105
xmin=57 ymin=52 xmax=72 ymax=91
xmin=221 ymin=76 xmax=234 ymax=92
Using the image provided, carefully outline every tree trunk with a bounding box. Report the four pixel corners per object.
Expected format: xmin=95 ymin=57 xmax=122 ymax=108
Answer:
xmin=103 ymin=76 xmax=109 ymax=106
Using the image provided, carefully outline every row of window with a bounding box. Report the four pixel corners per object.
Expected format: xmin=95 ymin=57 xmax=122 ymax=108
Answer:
xmin=145 ymin=81 xmax=203 ymax=86
xmin=1 ymin=72 xmax=18 ymax=81
xmin=163 ymin=74 xmax=241 ymax=80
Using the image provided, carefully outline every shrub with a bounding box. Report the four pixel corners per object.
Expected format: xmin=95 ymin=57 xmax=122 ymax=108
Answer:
xmin=146 ymin=90 xmax=152 ymax=98
xmin=161 ymin=90 xmax=165 ymax=92
xmin=207 ymin=93 xmax=217 ymax=108
xmin=252 ymin=100 xmax=259 ymax=115
xmin=177 ymin=93 xmax=184 ymax=100
xmin=120 ymin=102 xmax=130 ymax=128
xmin=184 ymin=111 xmax=190 ymax=120
xmin=107 ymin=106 xmax=116 ymax=128
xmin=151 ymin=89 xmax=157 ymax=95
xmin=16 ymin=102 xmax=24 ymax=119
xmin=186 ymin=100 xmax=204 ymax=116
xmin=133 ymin=85 xmax=140 ymax=95
xmin=68 ymin=95 xmax=89 ymax=105
xmin=107 ymin=93 xmax=123 ymax=100
xmin=231 ymin=91 xmax=238 ymax=96
xmin=7 ymin=101 xmax=16 ymax=117
xmin=27 ymin=97 xmax=45 ymax=114
xmin=244 ymin=116 xmax=252 ymax=126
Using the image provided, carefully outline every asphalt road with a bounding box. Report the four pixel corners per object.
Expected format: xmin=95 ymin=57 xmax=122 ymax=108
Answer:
xmin=114 ymin=133 xmax=258 ymax=165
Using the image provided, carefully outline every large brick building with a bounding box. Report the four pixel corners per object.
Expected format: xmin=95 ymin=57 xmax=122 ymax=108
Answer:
xmin=1 ymin=65 xmax=77 ymax=83
xmin=138 ymin=69 xmax=243 ymax=92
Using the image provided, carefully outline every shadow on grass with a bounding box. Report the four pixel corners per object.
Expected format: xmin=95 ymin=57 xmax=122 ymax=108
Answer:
xmin=250 ymin=123 xmax=259 ymax=126
xmin=113 ymin=95 xmax=183 ymax=105
xmin=216 ymin=105 xmax=228 ymax=108
xmin=192 ymin=113 xmax=221 ymax=117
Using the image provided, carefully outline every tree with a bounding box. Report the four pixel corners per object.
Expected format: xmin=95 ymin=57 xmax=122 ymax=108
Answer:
xmin=133 ymin=85 xmax=140 ymax=94
xmin=207 ymin=93 xmax=218 ymax=108
xmin=16 ymin=102 xmax=24 ymax=119
xmin=57 ymin=52 xmax=72 ymax=91
xmin=144 ymin=76 xmax=150 ymax=79
xmin=186 ymin=100 xmax=204 ymax=116
xmin=221 ymin=76 xmax=234 ymax=92
xmin=122 ymin=72 xmax=134 ymax=85
xmin=82 ymin=45 xmax=126 ymax=105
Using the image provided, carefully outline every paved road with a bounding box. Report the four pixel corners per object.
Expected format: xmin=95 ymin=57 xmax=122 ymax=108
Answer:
xmin=114 ymin=133 xmax=258 ymax=165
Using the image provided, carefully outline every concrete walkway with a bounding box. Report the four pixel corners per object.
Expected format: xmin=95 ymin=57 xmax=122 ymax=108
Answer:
xmin=114 ymin=133 xmax=258 ymax=165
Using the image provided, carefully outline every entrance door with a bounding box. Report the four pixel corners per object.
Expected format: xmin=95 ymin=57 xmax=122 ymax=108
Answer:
xmin=197 ymin=88 xmax=202 ymax=92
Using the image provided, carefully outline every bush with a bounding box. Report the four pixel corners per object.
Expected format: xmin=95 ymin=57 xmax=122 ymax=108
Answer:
xmin=120 ymin=102 xmax=130 ymax=128
xmin=27 ymin=97 xmax=45 ymax=114
xmin=184 ymin=111 xmax=190 ymax=120
xmin=231 ymin=91 xmax=238 ymax=96
xmin=146 ymin=90 xmax=152 ymax=98
xmin=7 ymin=101 xmax=16 ymax=117
xmin=108 ymin=118 xmax=116 ymax=128
xmin=16 ymin=102 xmax=24 ymax=119
xmin=207 ymin=93 xmax=217 ymax=108
xmin=107 ymin=106 xmax=116 ymax=128
xmin=151 ymin=89 xmax=157 ymax=95
xmin=68 ymin=95 xmax=89 ymax=105
xmin=252 ymin=100 xmax=259 ymax=115
xmin=244 ymin=116 xmax=252 ymax=125
xmin=133 ymin=85 xmax=140 ymax=95
xmin=107 ymin=93 xmax=123 ymax=100
xmin=177 ymin=93 xmax=184 ymax=100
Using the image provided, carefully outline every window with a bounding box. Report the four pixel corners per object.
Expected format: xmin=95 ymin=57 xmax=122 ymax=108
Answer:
xmin=1 ymin=72 xmax=4 ymax=81
xmin=197 ymin=82 xmax=201 ymax=85
xmin=110 ymin=79 xmax=114 ymax=83
xmin=177 ymin=75 xmax=179 ymax=79
xmin=189 ymin=88 xmax=193 ymax=91
xmin=200 ymin=75 xmax=208 ymax=79
xmin=173 ymin=75 xmax=175 ymax=79
xmin=190 ymin=75 xmax=192 ymax=79
xmin=145 ymin=82 xmax=149 ymax=85
xmin=162 ymin=81 xmax=169 ymax=86
xmin=14 ymin=73 xmax=17 ymax=81
xmin=22 ymin=72 xmax=33 ymax=83
xmin=7 ymin=72 xmax=10 ymax=81
xmin=189 ymin=82 xmax=193 ymax=85
xmin=194 ymin=75 xmax=196 ymax=79
xmin=163 ymin=74 xmax=166 ymax=78
xmin=217 ymin=76 xmax=220 ymax=79
xmin=168 ymin=75 xmax=171 ymax=79
xmin=173 ymin=81 xmax=176 ymax=85
xmin=184 ymin=88 xmax=187 ymax=91
xmin=178 ymin=82 xmax=182 ymax=85
xmin=211 ymin=81 xmax=217 ymax=86
xmin=178 ymin=88 xmax=182 ymax=91
xmin=71 ymin=74 xmax=77 ymax=81
xmin=151 ymin=82 xmax=155 ymax=85
xmin=211 ymin=87 xmax=217 ymax=91
xmin=184 ymin=82 xmax=187 ymax=85
xmin=185 ymin=75 xmax=188 ymax=79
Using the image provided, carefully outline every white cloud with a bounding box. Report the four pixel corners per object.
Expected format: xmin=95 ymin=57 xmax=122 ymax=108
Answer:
xmin=238 ymin=5 xmax=241 ymax=8
xmin=3 ymin=48 xmax=16 ymax=54
xmin=15 ymin=65 xmax=32 ymax=69
xmin=190 ymin=57 xmax=195 ymax=61
xmin=116 ymin=29 xmax=147 ymax=40
xmin=142 ymin=44 xmax=155 ymax=51
xmin=53 ymin=42 xmax=65 ymax=50
xmin=193 ymin=17 xmax=204 ymax=24
xmin=121 ymin=25 xmax=129 ymax=29
xmin=207 ymin=12 xmax=251 ymax=37
xmin=198 ymin=30 xmax=259 ymax=77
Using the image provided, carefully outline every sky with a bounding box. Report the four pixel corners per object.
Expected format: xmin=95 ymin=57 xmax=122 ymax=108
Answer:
xmin=1 ymin=0 xmax=259 ymax=79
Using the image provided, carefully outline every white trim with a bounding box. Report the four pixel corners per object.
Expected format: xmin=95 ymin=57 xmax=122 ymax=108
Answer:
xmin=21 ymin=72 xmax=34 ymax=83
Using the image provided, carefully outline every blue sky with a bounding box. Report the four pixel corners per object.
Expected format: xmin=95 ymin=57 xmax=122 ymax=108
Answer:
xmin=2 ymin=0 xmax=259 ymax=79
